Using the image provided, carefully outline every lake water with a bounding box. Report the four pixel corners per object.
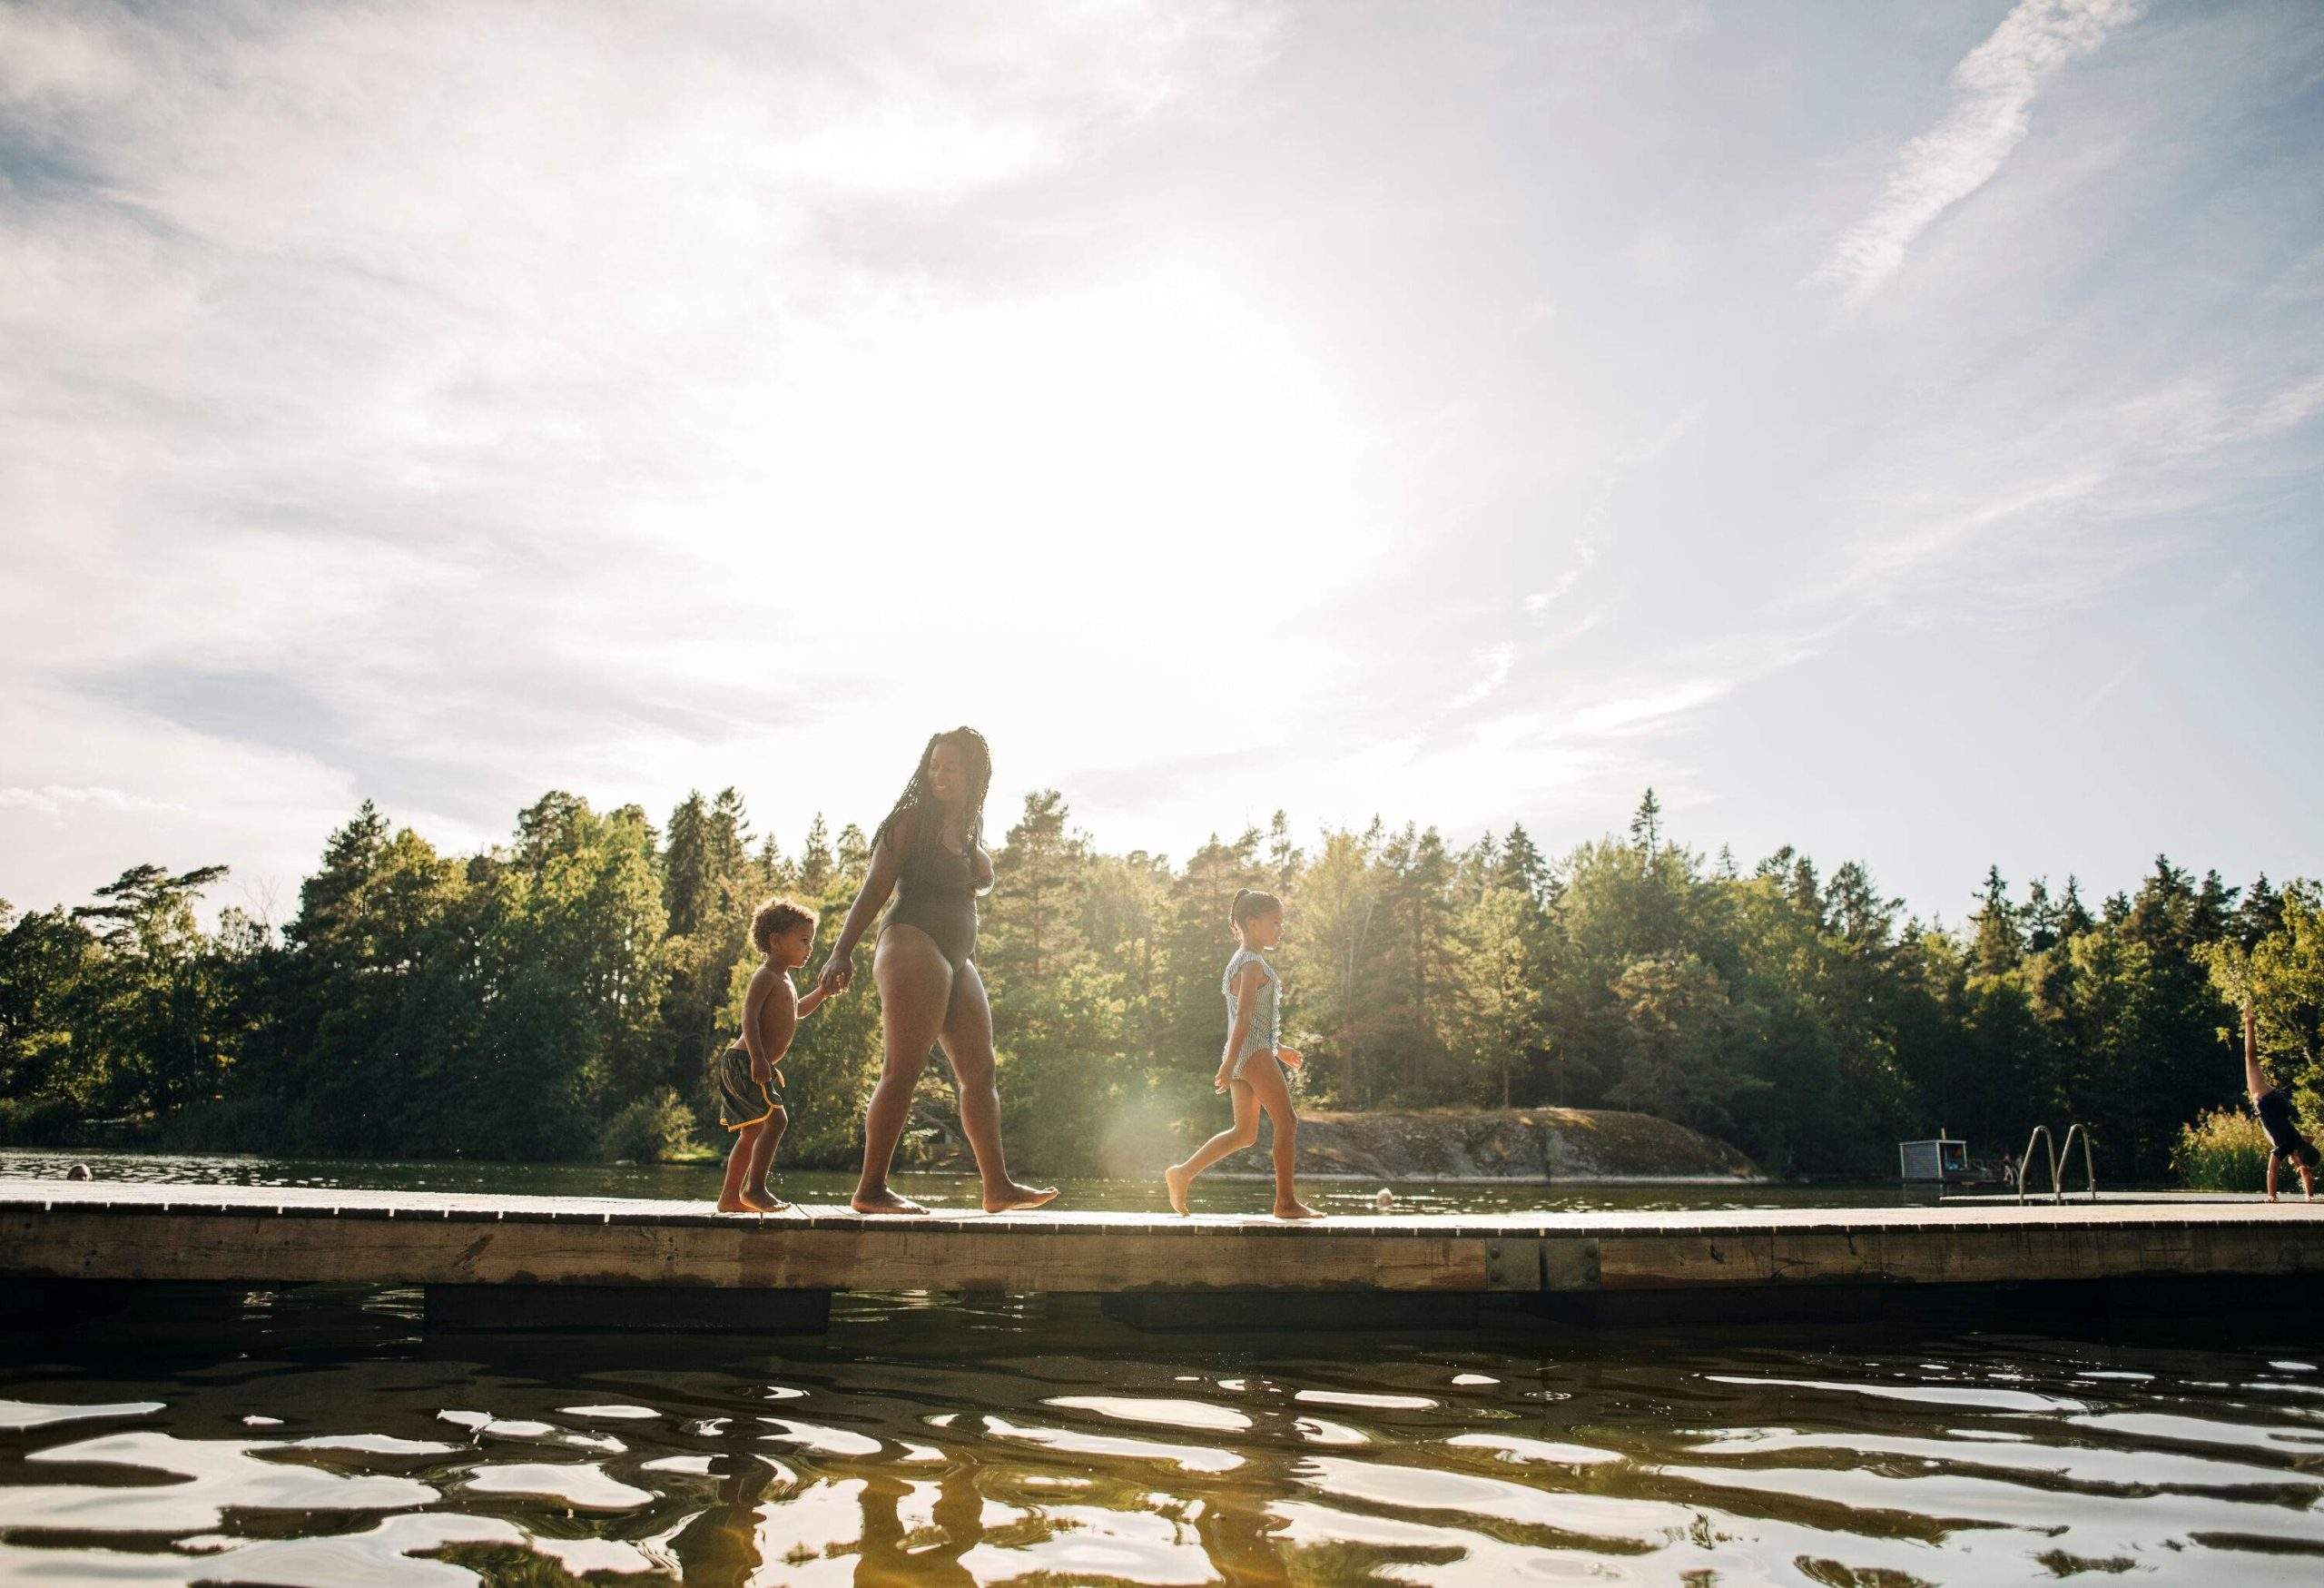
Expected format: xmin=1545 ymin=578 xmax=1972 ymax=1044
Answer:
xmin=4 ymin=1151 xmax=2320 ymax=1584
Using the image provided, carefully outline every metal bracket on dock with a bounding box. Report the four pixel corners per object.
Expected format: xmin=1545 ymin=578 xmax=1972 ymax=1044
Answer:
xmin=1484 ymin=1238 xmax=1540 ymax=1290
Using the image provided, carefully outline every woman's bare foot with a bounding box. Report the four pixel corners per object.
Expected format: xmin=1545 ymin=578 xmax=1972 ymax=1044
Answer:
xmin=982 ymin=1181 xmax=1058 ymax=1214
xmin=1273 ymin=1198 xmax=1322 ymax=1220
xmin=851 ymin=1189 xmax=930 ymax=1216
xmin=1164 ymin=1163 xmax=1191 ymax=1217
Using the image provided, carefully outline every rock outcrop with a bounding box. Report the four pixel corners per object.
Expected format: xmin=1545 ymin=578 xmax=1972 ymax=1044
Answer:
xmin=1218 ymin=1107 xmax=1759 ymax=1182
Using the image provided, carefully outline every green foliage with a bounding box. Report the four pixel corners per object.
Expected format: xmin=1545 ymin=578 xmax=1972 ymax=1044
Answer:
xmin=0 ymin=784 xmax=2300 ymax=1186
xmin=2171 ymin=1106 xmax=2272 ymax=1192
xmin=598 ymin=1087 xmax=705 ymax=1163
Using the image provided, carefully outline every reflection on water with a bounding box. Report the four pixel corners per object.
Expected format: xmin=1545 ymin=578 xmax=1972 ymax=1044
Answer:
xmin=6 ymin=1295 xmax=2324 ymax=1582
xmin=4 ymin=1152 xmax=2323 ymax=1583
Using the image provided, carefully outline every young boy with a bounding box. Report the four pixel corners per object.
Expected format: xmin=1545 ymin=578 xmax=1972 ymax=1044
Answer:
xmin=715 ymin=898 xmax=838 ymax=1213
xmin=2245 ymin=1004 xmax=2319 ymax=1204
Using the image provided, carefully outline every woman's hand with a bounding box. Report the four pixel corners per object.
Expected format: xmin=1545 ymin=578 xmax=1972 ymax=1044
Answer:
xmin=815 ymin=952 xmax=854 ymax=1001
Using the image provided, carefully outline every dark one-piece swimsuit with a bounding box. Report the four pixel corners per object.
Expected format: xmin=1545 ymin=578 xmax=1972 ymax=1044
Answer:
xmin=881 ymin=806 xmax=979 ymax=971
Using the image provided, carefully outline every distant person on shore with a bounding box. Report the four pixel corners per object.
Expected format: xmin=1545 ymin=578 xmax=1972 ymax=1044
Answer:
xmin=814 ymin=727 xmax=1056 ymax=1216
xmin=2244 ymin=1004 xmax=2319 ymax=1203
xmin=1165 ymin=888 xmax=1318 ymax=1219
xmin=714 ymin=898 xmax=837 ymax=1214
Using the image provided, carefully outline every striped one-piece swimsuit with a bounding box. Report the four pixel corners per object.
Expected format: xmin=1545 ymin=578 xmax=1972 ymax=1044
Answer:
xmin=1221 ymin=947 xmax=1281 ymax=1080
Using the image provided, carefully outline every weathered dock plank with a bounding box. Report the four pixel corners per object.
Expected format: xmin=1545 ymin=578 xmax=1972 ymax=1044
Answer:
xmin=3 ymin=1181 xmax=2321 ymax=1303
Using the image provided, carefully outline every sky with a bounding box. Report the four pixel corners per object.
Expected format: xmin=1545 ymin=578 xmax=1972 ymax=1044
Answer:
xmin=3 ymin=0 xmax=2321 ymax=929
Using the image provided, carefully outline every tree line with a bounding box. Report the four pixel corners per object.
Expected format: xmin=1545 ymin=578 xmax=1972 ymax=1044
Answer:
xmin=2 ymin=785 xmax=2316 ymax=1181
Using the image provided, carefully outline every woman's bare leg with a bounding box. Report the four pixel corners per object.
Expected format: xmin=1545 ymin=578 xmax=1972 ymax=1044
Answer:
xmin=940 ymin=959 xmax=1056 ymax=1212
xmin=855 ymin=926 xmax=951 ymax=1214
xmin=1167 ymin=1080 xmax=1261 ymax=1213
xmin=1243 ymin=1060 xmax=1317 ymax=1218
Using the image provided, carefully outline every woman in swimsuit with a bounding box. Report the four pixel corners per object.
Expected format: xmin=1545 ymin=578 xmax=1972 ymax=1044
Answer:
xmin=815 ymin=727 xmax=1057 ymax=1216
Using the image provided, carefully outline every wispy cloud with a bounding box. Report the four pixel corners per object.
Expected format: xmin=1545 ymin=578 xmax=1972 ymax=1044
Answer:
xmin=1448 ymin=642 xmax=1515 ymax=710
xmin=0 ymin=785 xmax=191 ymax=821
xmin=1524 ymin=539 xmax=1599 ymax=615
xmin=1818 ymin=0 xmax=2142 ymax=309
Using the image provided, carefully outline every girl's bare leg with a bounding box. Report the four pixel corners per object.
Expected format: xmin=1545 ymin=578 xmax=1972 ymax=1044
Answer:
xmin=1244 ymin=1060 xmax=1318 ymax=1218
xmin=940 ymin=959 xmax=1056 ymax=1212
xmin=855 ymin=926 xmax=950 ymax=1214
xmin=1167 ymin=1080 xmax=1261 ymax=1214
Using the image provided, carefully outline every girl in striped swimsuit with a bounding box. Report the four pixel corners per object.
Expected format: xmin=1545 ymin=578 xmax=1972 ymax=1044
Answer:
xmin=1164 ymin=889 xmax=1319 ymax=1219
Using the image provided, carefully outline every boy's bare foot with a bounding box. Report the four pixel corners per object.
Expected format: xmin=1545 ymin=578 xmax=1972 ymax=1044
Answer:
xmin=1164 ymin=1163 xmax=1191 ymax=1217
xmin=1273 ymin=1198 xmax=1322 ymax=1220
xmin=982 ymin=1181 xmax=1058 ymax=1214
xmin=719 ymin=1190 xmax=791 ymax=1214
xmin=851 ymin=1189 xmax=930 ymax=1216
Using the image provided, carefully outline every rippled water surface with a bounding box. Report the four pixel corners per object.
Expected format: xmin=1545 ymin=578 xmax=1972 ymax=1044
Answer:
xmin=4 ymin=1152 xmax=2319 ymax=1584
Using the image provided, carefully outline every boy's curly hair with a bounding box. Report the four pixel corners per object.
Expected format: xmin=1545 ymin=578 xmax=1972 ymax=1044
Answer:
xmin=752 ymin=897 xmax=816 ymax=954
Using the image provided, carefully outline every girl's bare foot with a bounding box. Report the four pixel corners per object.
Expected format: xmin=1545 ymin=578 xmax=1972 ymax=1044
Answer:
xmin=1164 ymin=1163 xmax=1191 ymax=1217
xmin=982 ymin=1181 xmax=1059 ymax=1214
xmin=1273 ymin=1198 xmax=1322 ymax=1220
xmin=852 ymin=1189 xmax=930 ymax=1216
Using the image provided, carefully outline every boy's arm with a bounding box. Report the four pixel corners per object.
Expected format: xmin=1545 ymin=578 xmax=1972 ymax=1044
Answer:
xmin=756 ymin=979 xmax=800 ymax=1082
xmin=797 ymin=982 xmax=831 ymax=1018
xmin=740 ymin=970 xmax=800 ymax=1085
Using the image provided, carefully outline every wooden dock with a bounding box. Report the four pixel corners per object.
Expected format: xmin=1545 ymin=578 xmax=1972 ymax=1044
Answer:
xmin=4 ymin=1180 xmax=2321 ymax=1332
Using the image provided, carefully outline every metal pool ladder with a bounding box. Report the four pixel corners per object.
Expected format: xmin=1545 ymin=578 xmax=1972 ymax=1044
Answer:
xmin=2016 ymin=1124 xmax=2099 ymax=1205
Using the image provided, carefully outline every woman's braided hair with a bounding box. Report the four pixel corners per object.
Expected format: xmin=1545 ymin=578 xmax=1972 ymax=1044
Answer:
xmin=874 ymin=726 xmax=992 ymax=858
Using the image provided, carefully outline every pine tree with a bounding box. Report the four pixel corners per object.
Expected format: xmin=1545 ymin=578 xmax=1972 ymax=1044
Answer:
xmin=1968 ymin=866 xmax=2022 ymax=977
xmin=1630 ymin=789 xmax=1663 ymax=855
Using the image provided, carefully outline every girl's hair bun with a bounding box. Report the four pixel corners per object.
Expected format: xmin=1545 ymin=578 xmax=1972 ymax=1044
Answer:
xmin=1230 ymin=887 xmax=1282 ymax=930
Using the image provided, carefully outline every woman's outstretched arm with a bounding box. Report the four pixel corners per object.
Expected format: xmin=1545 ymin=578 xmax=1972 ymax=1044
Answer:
xmin=815 ymin=815 xmax=909 ymax=997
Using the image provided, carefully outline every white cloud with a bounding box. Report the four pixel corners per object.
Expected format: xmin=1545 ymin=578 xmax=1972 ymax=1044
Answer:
xmin=1818 ymin=0 xmax=2143 ymax=309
